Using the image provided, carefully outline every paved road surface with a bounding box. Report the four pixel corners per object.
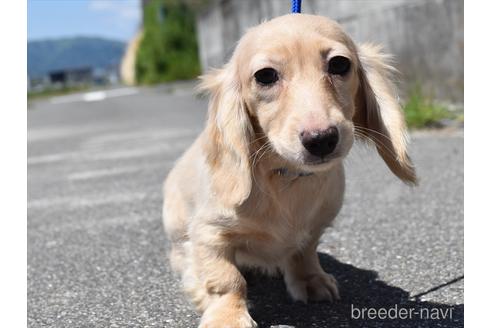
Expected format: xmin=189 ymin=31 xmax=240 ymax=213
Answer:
xmin=28 ymin=86 xmax=463 ymax=327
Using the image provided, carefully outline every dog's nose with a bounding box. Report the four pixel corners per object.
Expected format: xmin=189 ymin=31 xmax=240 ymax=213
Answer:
xmin=300 ymin=126 xmax=339 ymax=157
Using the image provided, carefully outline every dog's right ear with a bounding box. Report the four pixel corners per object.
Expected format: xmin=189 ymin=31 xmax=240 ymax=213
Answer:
xmin=199 ymin=64 xmax=254 ymax=208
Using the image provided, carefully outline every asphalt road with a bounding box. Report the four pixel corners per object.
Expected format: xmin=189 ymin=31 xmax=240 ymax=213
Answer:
xmin=27 ymin=85 xmax=463 ymax=328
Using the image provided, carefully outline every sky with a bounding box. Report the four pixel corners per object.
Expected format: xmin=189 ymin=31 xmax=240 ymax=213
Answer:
xmin=28 ymin=0 xmax=141 ymax=42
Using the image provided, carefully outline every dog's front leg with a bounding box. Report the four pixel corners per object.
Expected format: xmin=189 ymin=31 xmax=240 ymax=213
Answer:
xmin=281 ymin=240 xmax=340 ymax=303
xmin=192 ymin=239 xmax=257 ymax=328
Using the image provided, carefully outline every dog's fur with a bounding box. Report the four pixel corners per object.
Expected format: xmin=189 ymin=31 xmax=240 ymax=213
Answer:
xmin=163 ymin=14 xmax=416 ymax=327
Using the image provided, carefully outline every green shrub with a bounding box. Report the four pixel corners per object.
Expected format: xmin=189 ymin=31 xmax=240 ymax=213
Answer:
xmin=27 ymin=85 xmax=90 ymax=100
xmin=136 ymin=0 xmax=201 ymax=84
xmin=403 ymin=86 xmax=452 ymax=129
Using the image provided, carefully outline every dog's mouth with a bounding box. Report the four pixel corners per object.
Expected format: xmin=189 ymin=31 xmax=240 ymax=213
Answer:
xmin=268 ymin=146 xmax=340 ymax=170
xmin=297 ymin=150 xmax=345 ymax=172
xmin=302 ymin=151 xmax=340 ymax=166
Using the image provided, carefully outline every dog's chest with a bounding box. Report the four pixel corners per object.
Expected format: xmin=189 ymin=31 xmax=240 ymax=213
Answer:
xmin=235 ymin=222 xmax=313 ymax=270
xmin=235 ymin=194 xmax=324 ymax=267
xmin=234 ymin=169 xmax=345 ymax=269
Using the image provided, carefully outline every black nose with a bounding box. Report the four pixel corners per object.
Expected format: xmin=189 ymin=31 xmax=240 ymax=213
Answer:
xmin=300 ymin=127 xmax=339 ymax=157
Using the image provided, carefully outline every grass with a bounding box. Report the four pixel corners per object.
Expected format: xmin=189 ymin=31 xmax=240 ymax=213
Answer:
xmin=136 ymin=0 xmax=201 ymax=84
xmin=403 ymin=86 xmax=454 ymax=129
xmin=27 ymin=85 xmax=90 ymax=100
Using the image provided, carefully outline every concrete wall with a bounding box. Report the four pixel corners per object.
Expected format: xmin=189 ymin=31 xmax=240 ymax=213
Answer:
xmin=196 ymin=0 xmax=463 ymax=102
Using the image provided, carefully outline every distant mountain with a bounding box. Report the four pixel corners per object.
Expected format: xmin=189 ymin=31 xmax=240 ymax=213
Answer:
xmin=28 ymin=37 xmax=126 ymax=78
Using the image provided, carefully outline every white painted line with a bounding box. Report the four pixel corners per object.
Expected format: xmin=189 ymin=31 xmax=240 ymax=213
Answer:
xmin=67 ymin=166 xmax=144 ymax=181
xmin=50 ymin=94 xmax=82 ymax=104
xmin=50 ymin=87 xmax=139 ymax=104
xmin=27 ymin=124 xmax=109 ymax=142
xmin=27 ymin=140 xmax=192 ymax=165
xmin=105 ymin=87 xmax=139 ymax=98
xmin=27 ymin=152 xmax=74 ymax=165
xmin=28 ymin=192 xmax=148 ymax=210
xmin=83 ymin=91 xmax=106 ymax=102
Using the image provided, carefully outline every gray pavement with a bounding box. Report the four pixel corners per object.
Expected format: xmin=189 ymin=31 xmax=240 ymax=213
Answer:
xmin=28 ymin=85 xmax=463 ymax=328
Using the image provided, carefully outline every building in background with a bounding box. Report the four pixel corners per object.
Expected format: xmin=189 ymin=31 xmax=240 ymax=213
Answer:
xmin=48 ymin=67 xmax=93 ymax=87
xmin=196 ymin=0 xmax=463 ymax=102
xmin=28 ymin=37 xmax=125 ymax=93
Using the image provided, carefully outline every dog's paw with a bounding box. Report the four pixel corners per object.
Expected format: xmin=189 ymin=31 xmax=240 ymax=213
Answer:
xmin=200 ymin=311 xmax=257 ymax=328
xmin=199 ymin=295 xmax=257 ymax=328
xmin=286 ymin=272 xmax=340 ymax=303
xmin=306 ymin=272 xmax=340 ymax=302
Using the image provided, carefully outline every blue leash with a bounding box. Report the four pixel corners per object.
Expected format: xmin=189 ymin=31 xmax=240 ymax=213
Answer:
xmin=291 ymin=0 xmax=302 ymax=13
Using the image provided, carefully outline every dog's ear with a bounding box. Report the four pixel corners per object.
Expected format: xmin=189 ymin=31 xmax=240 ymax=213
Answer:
xmin=199 ymin=64 xmax=254 ymax=207
xmin=354 ymin=43 xmax=417 ymax=185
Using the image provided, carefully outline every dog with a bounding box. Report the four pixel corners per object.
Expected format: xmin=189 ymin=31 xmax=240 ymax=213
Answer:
xmin=163 ymin=14 xmax=417 ymax=328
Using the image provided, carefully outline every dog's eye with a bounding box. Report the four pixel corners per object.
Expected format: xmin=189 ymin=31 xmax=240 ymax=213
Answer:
xmin=328 ymin=56 xmax=351 ymax=76
xmin=254 ymin=68 xmax=279 ymax=86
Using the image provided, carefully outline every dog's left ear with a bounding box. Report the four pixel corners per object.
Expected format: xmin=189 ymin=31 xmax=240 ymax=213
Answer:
xmin=354 ymin=43 xmax=417 ymax=185
xmin=199 ymin=64 xmax=254 ymax=208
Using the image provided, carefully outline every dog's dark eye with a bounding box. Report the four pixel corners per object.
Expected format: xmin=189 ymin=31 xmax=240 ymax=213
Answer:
xmin=328 ymin=56 xmax=351 ymax=76
xmin=254 ymin=68 xmax=279 ymax=86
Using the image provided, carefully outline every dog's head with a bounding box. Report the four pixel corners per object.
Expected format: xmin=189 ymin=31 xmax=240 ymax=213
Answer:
xmin=200 ymin=14 xmax=417 ymax=207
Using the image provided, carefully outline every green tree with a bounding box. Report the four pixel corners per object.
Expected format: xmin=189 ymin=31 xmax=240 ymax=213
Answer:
xmin=136 ymin=0 xmax=201 ymax=84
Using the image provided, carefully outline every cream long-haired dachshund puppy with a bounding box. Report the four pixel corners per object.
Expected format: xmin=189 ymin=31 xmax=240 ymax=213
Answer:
xmin=163 ymin=14 xmax=416 ymax=328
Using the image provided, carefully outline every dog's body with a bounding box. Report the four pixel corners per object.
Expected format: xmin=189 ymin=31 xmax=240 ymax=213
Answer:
xmin=163 ymin=14 xmax=416 ymax=327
